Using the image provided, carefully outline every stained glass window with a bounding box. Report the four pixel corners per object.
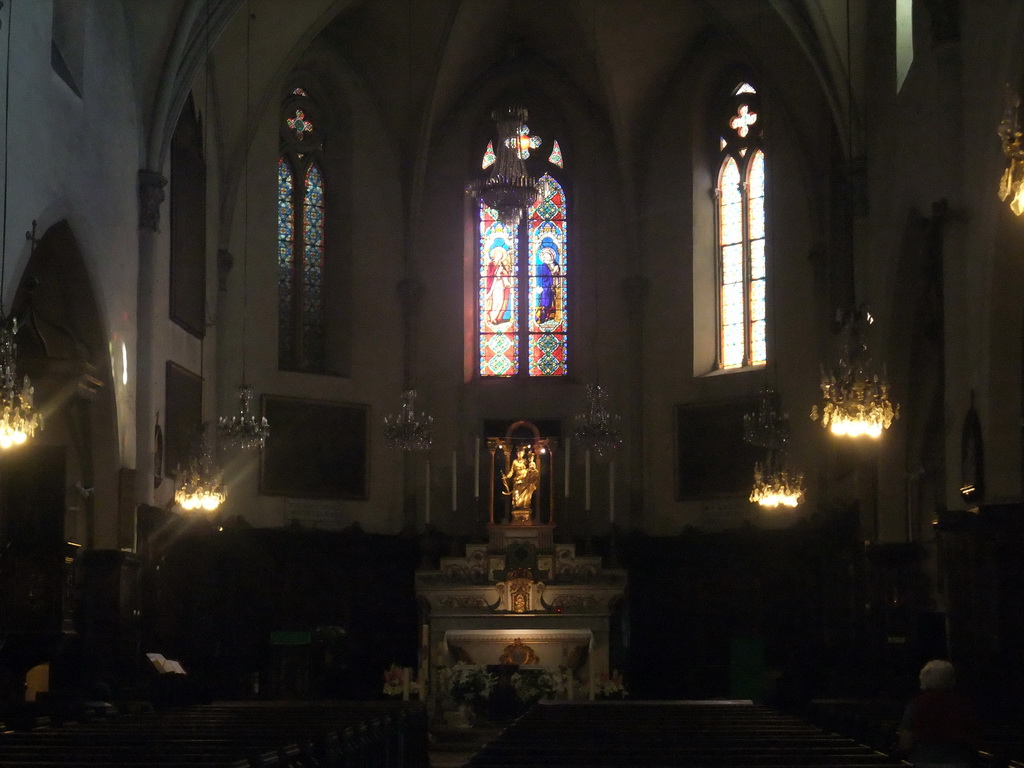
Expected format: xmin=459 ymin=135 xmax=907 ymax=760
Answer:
xmin=277 ymin=158 xmax=296 ymax=366
xmin=716 ymin=82 xmax=766 ymax=370
xmin=278 ymin=86 xmax=327 ymax=372
xmin=548 ymin=140 xmax=563 ymax=168
xmin=477 ymin=159 xmax=568 ymax=377
xmin=482 ymin=141 xmax=496 ymax=169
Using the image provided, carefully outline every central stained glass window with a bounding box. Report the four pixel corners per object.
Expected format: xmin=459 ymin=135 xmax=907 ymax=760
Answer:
xmin=479 ymin=170 xmax=568 ymax=377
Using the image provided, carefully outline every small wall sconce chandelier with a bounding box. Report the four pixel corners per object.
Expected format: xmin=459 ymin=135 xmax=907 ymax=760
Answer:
xmin=466 ymin=106 xmax=540 ymax=228
xmin=811 ymin=309 xmax=898 ymax=438
xmin=174 ymin=425 xmax=226 ymax=512
xmin=384 ymin=389 xmax=433 ymax=451
xmin=998 ymin=85 xmax=1024 ymax=215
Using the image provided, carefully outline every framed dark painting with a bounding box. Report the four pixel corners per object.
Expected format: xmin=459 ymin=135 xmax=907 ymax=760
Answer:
xmin=164 ymin=361 xmax=203 ymax=479
xmin=260 ymin=395 xmax=369 ymax=499
xmin=675 ymin=399 xmax=763 ymax=500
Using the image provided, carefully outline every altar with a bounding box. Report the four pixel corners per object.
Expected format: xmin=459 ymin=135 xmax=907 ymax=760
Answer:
xmin=415 ymin=421 xmax=627 ymax=703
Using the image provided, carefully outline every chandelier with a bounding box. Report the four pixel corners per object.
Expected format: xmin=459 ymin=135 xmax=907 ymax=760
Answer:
xmin=811 ymin=309 xmax=898 ymax=438
xmin=0 ymin=318 xmax=43 ymax=449
xmin=218 ymin=385 xmax=269 ymax=450
xmin=466 ymin=106 xmax=540 ymax=228
xmin=572 ymin=383 xmax=622 ymax=461
xmin=750 ymin=459 xmax=805 ymax=509
xmin=174 ymin=427 xmax=226 ymax=512
xmin=998 ymin=85 xmax=1024 ymax=215
xmin=216 ymin=3 xmax=268 ymax=452
xmin=384 ymin=389 xmax=433 ymax=451
xmin=0 ymin=9 xmax=43 ymax=452
xmin=743 ymin=389 xmax=804 ymax=509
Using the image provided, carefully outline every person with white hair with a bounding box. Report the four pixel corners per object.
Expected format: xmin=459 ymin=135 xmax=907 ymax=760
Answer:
xmin=898 ymin=659 xmax=981 ymax=767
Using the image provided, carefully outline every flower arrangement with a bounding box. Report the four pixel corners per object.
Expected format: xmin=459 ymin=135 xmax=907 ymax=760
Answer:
xmin=511 ymin=668 xmax=566 ymax=705
xmin=593 ymin=670 xmax=629 ymax=700
xmin=382 ymin=663 xmax=417 ymax=700
xmin=441 ymin=663 xmax=496 ymax=703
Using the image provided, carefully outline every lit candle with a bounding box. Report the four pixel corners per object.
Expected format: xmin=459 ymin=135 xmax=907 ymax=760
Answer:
xmin=585 ymin=449 xmax=591 ymax=511
xmin=425 ymin=460 xmax=431 ymax=524
xmin=609 ymin=460 xmax=615 ymax=524
xmin=564 ymin=437 xmax=570 ymax=498
xmin=451 ymin=450 xmax=457 ymax=511
xmin=474 ymin=438 xmax=480 ymax=498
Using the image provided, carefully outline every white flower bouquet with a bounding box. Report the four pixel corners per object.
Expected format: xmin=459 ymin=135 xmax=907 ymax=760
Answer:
xmin=511 ymin=668 xmax=566 ymax=704
xmin=441 ymin=663 xmax=497 ymax=703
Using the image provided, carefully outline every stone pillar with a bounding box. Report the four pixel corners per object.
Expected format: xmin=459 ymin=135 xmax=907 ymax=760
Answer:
xmin=621 ymin=275 xmax=647 ymax=528
xmin=134 ymin=170 xmax=167 ymax=521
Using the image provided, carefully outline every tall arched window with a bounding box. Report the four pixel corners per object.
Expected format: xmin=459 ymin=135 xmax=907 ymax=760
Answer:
xmin=278 ymin=87 xmax=326 ymax=372
xmin=716 ymin=82 xmax=766 ymax=370
xmin=478 ymin=133 xmax=568 ymax=377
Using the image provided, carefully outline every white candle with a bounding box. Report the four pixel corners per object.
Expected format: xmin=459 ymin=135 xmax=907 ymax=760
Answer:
xmin=585 ymin=449 xmax=591 ymax=511
xmin=564 ymin=437 xmax=570 ymax=498
xmin=474 ymin=438 xmax=480 ymax=498
xmin=609 ymin=460 xmax=615 ymax=524
xmin=588 ymin=640 xmax=595 ymax=700
xmin=425 ymin=460 xmax=431 ymax=524
xmin=451 ymin=449 xmax=457 ymax=511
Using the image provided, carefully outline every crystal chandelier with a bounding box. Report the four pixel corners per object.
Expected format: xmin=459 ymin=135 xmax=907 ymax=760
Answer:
xmin=466 ymin=106 xmax=540 ymax=228
xmin=750 ymin=458 xmax=805 ymax=509
xmin=743 ymin=389 xmax=804 ymax=509
xmin=384 ymin=389 xmax=433 ymax=451
xmin=217 ymin=5 xmax=268 ymax=452
xmin=218 ymin=385 xmax=269 ymax=450
xmin=0 ymin=318 xmax=43 ymax=449
xmin=572 ymin=383 xmax=622 ymax=461
xmin=174 ymin=426 xmax=226 ymax=512
xmin=811 ymin=309 xmax=898 ymax=438
xmin=998 ymin=85 xmax=1024 ymax=215
xmin=0 ymin=17 xmax=43 ymax=451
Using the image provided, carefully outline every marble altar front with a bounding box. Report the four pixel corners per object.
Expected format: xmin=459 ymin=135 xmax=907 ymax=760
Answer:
xmin=416 ymin=524 xmax=626 ymax=701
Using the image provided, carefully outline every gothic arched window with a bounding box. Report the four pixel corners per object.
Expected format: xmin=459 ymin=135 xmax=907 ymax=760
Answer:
xmin=278 ymin=87 xmax=326 ymax=372
xmin=478 ymin=134 xmax=568 ymax=377
xmin=716 ymin=82 xmax=766 ymax=370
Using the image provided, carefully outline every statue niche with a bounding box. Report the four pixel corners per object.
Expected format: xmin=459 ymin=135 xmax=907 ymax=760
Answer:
xmin=487 ymin=420 xmax=555 ymax=526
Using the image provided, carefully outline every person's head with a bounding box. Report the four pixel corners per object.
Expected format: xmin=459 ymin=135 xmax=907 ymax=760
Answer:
xmin=919 ymin=659 xmax=956 ymax=691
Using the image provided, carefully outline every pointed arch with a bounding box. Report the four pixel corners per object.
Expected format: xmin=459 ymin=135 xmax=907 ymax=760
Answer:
xmin=715 ymin=81 xmax=766 ymax=370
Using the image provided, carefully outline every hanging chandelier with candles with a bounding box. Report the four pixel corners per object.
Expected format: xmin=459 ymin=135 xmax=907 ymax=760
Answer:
xmin=998 ymin=84 xmax=1024 ymax=215
xmin=750 ymin=458 xmax=805 ymax=509
xmin=218 ymin=384 xmax=269 ymax=450
xmin=0 ymin=317 xmax=42 ymax=449
xmin=0 ymin=5 xmax=43 ymax=450
xmin=216 ymin=1 xmax=268 ymax=452
xmin=466 ymin=106 xmax=540 ymax=228
xmin=384 ymin=389 xmax=434 ymax=451
xmin=572 ymin=383 xmax=622 ymax=461
xmin=174 ymin=426 xmax=226 ymax=512
xmin=743 ymin=389 xmax=804 ymax=509
xmin=811 ymin=309 xmax=898 ymax=438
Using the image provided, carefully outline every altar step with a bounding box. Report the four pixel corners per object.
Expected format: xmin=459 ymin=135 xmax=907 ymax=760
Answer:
xmin=430 ymin=723 xmax=504 ymax=768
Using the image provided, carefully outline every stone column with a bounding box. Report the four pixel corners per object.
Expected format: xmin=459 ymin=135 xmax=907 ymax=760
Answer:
xmin=134 ymin=170 xmax=167 ymax=524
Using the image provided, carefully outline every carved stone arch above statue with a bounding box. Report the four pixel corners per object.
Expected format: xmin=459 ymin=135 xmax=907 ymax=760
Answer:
xmin=10 ymin=220 xmax=121 ymax=550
